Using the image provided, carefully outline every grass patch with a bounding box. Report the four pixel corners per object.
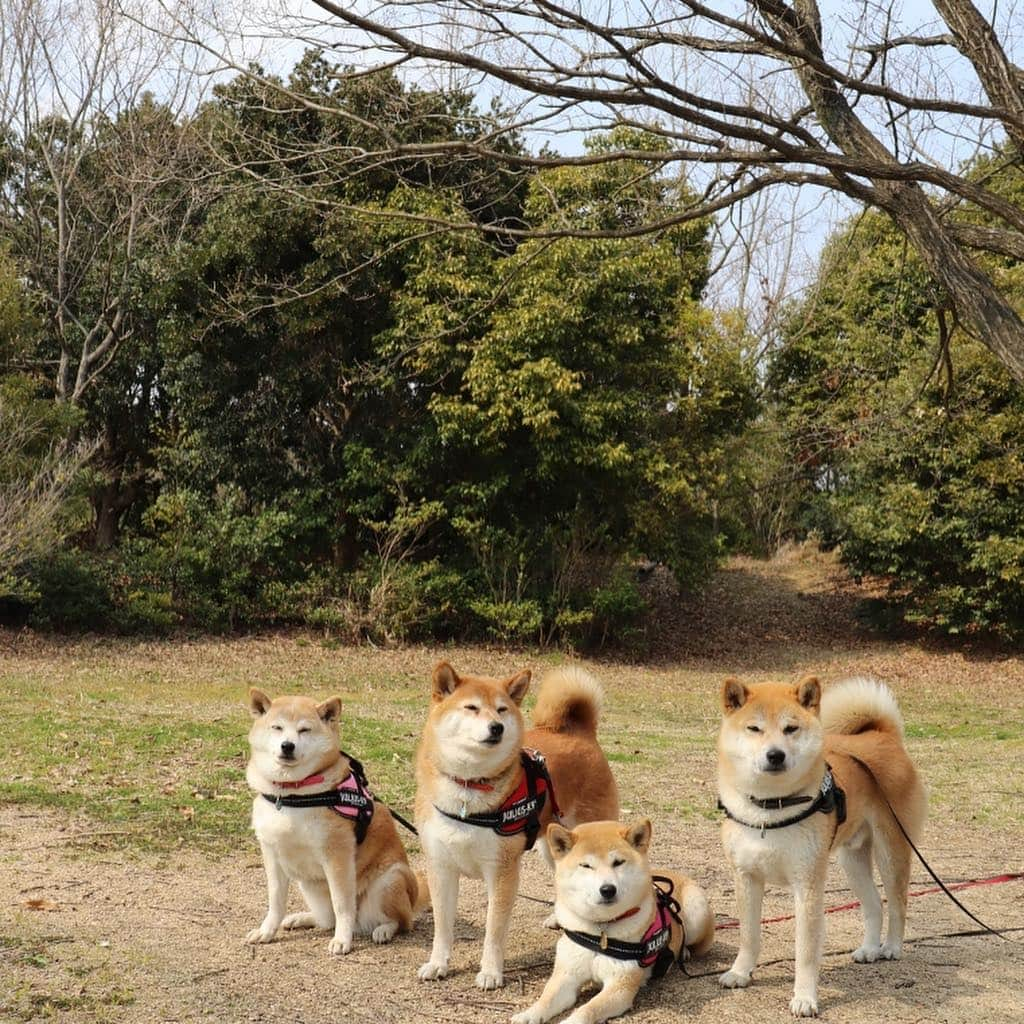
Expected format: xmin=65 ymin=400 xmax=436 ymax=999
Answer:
xmin=2 ymin=624 xmax=1023 ymax=852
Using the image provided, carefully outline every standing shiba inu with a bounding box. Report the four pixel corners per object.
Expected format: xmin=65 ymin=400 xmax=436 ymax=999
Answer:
xmin=245 ymin=689 xmax=426 ymax=955
xmin=717 ymin=675 xmax=927 ymax=1017
xmin=415 ymin=662 xmax=619 ymax=990
xmin=512 ymin=819 xmax=714 ymax=1024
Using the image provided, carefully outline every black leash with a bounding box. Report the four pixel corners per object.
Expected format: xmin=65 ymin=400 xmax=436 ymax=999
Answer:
xmin=847 ymin=754 xmax=1017 ymax=943
xmin=388 ymin=806 xmax=418 ymax=836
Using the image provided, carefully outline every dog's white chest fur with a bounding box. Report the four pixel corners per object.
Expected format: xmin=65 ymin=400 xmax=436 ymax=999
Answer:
xmin=420 ymin=808 xmax=507 ymax=879
xmin=723 ymin=819 xmax=825 ymax=886
xmin=252 ymin=798 xmax=335 ymax=880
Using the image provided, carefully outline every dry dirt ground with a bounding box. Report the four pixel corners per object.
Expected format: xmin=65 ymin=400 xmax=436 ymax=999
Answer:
xmin=2 ymin=553 xmax=1023 ymax=1024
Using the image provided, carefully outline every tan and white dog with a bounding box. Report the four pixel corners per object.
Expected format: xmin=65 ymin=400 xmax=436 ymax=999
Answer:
xmin=245 ymin=688 xmax=425 ymax=955
xmin=717 ymin=675 xmax=927 ymax=1017
xmin=415 ymin=662 xmax=619 ymax=989
xmin=512 ymin=819 xmax=714 ymax=1024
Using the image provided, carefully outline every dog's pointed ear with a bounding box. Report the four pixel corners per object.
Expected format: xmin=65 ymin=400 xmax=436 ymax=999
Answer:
xmin=621 ymin=818 xmax=652 ymax=853
xmin=796 ymin=676 xmax=821 ymax=713
xmin=249 ymin=688 xmax=273 ymax=717
xmin=505 ymin=669 xmax=531 ymax=705
xmin=721 ymin=677 xmax=749 ymax=715
xmin=317 ymin=696 xmax=342 ymax=725
xmin=432 ymin=661 xmax=462 ymax=701
xmin=547 ymin=823 xmax=575 ymax=859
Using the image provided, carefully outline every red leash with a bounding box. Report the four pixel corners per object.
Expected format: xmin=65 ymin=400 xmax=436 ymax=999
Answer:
xmin=715 ymin=872 xmax=1024 ymax=930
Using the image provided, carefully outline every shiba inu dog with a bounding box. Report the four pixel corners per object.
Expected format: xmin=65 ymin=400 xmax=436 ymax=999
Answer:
xmin=415 ymin=662 xmax=619 ymax=989
xmin=717 ymin=675 xmax=927 ymax=1017
xmin=512 ymin=819 xmax=714 ymax=1024
xmin=245 ymin=688 xmax=426 ymax=955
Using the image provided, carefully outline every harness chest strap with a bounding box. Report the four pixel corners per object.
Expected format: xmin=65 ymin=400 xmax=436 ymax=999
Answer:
xmin=261 ymin=750 xmax=375 ymax=844
xmin=434 ymin=748 xmax=560 ymax=851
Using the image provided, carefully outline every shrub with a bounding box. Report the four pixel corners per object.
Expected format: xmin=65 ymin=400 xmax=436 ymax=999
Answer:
xmin=25 ymin=550 xmax=115 ymax=632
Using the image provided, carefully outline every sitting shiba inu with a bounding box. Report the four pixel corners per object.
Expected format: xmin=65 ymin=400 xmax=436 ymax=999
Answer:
xmin=245 ymin=689 xmax=426 ymax=955
xmin=512 ymin=819 xmax=714 ymax=1024
xmin=717 ymin=676 xmax=927 ymax=1017
xmin=415 ymin=662 xmax=620 ymax=990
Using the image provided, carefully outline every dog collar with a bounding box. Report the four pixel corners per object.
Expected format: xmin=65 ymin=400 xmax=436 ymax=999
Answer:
xmin=561 ymin=876 xmax=682 ymax=979
xmin=276 ymin=773 xmax=326 ymax=789
xmin=718 ymin=765 xmax=847 ymax=835
xmin=446 ymin=774 xmax=496 ymax=792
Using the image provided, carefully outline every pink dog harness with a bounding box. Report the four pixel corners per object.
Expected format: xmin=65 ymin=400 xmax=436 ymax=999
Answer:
xmin=562 ymin=875 xmax=683 ymax=979
xmin=262 ymin=751 xmax=375 ymax=843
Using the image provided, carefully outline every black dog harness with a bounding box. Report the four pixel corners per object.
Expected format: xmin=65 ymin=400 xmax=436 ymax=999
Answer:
xmin=435 ymin=748 xmax=560 ymax=851
xmin=717 ymin=765 xmax=847 ymax=836
xmin=262 ymin=751 xmax=375 ymax=844
xmin=562 ymin=875 xmax=684 ymax=979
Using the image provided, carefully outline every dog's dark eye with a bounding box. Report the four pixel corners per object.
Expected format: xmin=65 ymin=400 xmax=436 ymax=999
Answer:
xmin=464 ymin=704 xmax=479 ymax=713
xmin=496 ymin=706 xmax=508 ymax=714
xmin=271 ymin=724 xmax=283 ymax=732
xmin=746 ymin=724 xmax=762 ymax=733
xmin=611 ymin=858 xmax=625 ymax=868
xmin=298 ymin=727 xmax=311 ymax=734
xmin=783 ymin=724 xmax=799 ymax=735
xmin=580 ymin=863 xmax=593 ymax=870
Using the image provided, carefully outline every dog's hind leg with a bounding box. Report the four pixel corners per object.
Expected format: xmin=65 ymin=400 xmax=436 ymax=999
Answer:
xmin=358 ymin=864 xmax=413 ymax=944
xmin=839 ymin=831 xmax=883 ymax=963
xmin=281 ymin=880 xmax=335 ymax=932
xmin=875 ymin=820 xmax=911 ymax=960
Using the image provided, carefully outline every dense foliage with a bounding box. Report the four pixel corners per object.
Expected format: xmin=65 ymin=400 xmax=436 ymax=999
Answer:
xmin=0 ymin=55 xmax=755 ymax=645
xmin=761 ymin=186 xmax=1024 ymax=640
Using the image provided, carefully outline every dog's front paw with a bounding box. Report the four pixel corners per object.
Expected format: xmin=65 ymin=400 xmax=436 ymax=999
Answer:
xmin=852 ymin=943 xmax=881 ymax=963
xmin=417 ymin=960 xmax=449 ymax=981
xmin=327 ymin=935 xmax=353 ymax=956
xmin=511 ymin=1006 xmax=546 ymax=1024
xmin=476 ymin=969 xmax=504 ymax=990
xmin=719 ymin=969 xmax=752 ymax=989
xmin=790 ymin=995 xmax=819 ymax=1017
xmin=372 ymin=922 xmax=399 ymax=944
xmin=879 ymin=940 xmax=902 ymax=960
xmin=245 ymin=925 xmax=278 ymax=944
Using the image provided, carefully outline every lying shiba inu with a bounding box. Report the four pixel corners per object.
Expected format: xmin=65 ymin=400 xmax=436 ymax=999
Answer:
xmin=245 ymin=689 xmax=426 ymax=955
xmin=717 ymin=676 xmax=927 ymax=1017
xmin=512 ymin=819 xmax=714 ymax=1024
xmin=415 ymin=662 xmax=619 ymax=989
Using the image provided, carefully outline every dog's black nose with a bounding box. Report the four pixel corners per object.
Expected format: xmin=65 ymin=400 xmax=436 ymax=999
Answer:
xmin=280 ymin=740 xmax=296 ymax=756
xmin=599 ymin=883 xmax=617 ymax=900
xmin=488 ymin=721 xmax=504 ymax=738
xmin=766 ymin=747 xmax=786 ymax=767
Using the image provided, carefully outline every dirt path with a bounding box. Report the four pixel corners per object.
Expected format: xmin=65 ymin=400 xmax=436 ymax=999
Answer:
xmin=3 ymin=804 xmax=1022 ymax=1024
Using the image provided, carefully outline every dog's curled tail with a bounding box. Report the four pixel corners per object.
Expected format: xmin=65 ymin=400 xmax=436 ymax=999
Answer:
xmin=531 ymin=665 xmax=604 ymax=735
xmin=820 ymin=676 xmax=905 ymax=738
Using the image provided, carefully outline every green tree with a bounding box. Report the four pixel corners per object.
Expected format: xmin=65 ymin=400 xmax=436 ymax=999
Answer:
xmin=768 ymin=186 xmax=1024 ymax=639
